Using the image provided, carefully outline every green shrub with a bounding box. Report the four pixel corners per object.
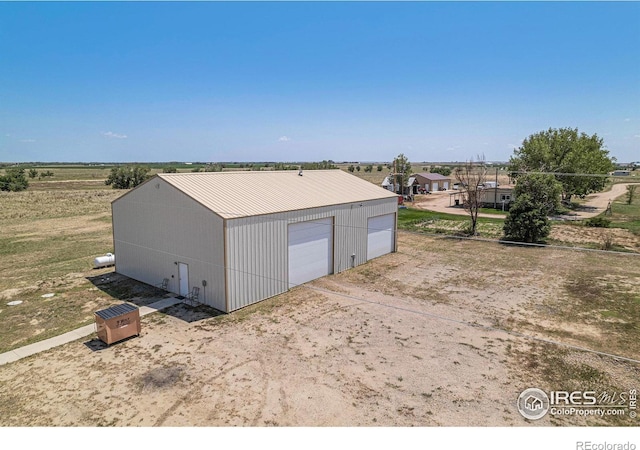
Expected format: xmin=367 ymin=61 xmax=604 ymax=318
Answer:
xmin=585 ymin=217 xmax=611 ymax=228
xmin=0 ymin=167 xmax=29 ymax=192
xmin=503 ymin=194 xmax=550 ymax=243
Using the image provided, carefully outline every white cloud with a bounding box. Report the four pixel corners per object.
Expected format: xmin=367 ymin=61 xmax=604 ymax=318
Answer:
xmin=624 ymin=118 xmax=631 ymax=122
xmin=633 ymin=134 xmax=640 ymax=139
xmin=102 ymin=131 xmax=127 ymax=139
xmin=20 ymin=139 xmax=36 ymax=143
xmin=278 ymin=136 xmax=291 ymax=142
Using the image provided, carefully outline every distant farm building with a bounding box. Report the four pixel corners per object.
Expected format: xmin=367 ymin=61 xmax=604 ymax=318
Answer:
xmin=111 ymin=170 xmax=398 ymax=312
xmin=413 ymin=173 xmax=452 ymax=193
xmin=480 ymin=186 xmax=515 ymax=209
xmin=449 ymin=185 xmax=515 ymax=209
xmin=611 ymin=170 xmax=630 ymax=176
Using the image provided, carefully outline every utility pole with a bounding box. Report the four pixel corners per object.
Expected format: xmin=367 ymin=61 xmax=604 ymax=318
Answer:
xmin=494 ymin=167 xmax=499 ymax=209
xmin=393 ymin=159 xmax=399 ymax=195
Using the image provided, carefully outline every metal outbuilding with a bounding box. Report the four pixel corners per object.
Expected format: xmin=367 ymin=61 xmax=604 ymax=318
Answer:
xmin=111 ymin=170 xmax=398 ymax=312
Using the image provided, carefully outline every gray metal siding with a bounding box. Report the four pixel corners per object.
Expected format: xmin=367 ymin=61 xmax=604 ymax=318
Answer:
xmin=112 ymin=179 xmax=226 ymax=311
xmin=225 ymin=197 xmax=397 ymax=311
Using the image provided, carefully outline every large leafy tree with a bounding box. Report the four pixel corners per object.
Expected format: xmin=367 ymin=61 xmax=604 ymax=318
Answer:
xmin=509 ymin=127 xmax=615 ymax=202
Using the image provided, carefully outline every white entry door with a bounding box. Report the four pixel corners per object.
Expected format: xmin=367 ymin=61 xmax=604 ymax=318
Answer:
xmin=178 ymin=262 xmax=189 ymax=297
xmin=443 ymin=181 xmax=449 ymax=190
xmin=288 ymin=218 xmax=333 ymax=288
xmin=367 ymin=214 xmax=395 ymax=260
xmin=433 ymin=182 xmax=439 ymax=192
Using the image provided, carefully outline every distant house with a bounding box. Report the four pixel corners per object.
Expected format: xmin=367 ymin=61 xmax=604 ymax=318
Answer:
xmin=381 ymin=176 xmax=394 ymax=192
xmin=413 ymin=173 xmax=452 ymax=193
xmin=611 ymin=170 xmax=630 ymax=176
xmin=382 ymin=175 xmax=419 ymax=196
xmin=406 ymin=176 xmax=420 ymax=195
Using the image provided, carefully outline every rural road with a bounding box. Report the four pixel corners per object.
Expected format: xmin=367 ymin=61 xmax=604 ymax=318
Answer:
xmin=412 ymin=182 xmax=639 ymax=219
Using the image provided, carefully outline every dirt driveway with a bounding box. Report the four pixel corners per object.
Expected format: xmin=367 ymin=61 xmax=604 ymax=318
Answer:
xmin=413 ymin=183 xmax=639 ymax=219
xmin=560 ymin=182 xmax=639 ymax=219
xmin=412 ymin=191 xmax=509 ymax=218
xmin=0 ymin=234 xmax=637 ymax=427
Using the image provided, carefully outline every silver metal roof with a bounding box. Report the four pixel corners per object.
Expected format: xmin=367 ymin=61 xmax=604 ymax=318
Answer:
xmin=157 ymin=170 xmax=398 ymax=219
xmin=95 ymin=303 xmax=139 ymax=320
xmin=415 ymin=172 xmax=451 ymax=181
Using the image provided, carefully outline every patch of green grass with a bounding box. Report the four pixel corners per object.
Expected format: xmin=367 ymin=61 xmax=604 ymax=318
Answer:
xmin=479 ymin=207 xmax=508 ymax=216
xmin=607 ymin=187 xmax=640 ymax=235
xmin=397 ymin=207 xmax=504 ymax=238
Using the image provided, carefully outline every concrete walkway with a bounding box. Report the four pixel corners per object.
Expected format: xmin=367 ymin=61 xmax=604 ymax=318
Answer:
xmin=0 ymin=296 xmax=182 ymax=366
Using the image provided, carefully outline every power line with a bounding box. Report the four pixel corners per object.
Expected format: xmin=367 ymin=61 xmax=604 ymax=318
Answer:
xmin=509 ymin=170 xmax=640 ymax=178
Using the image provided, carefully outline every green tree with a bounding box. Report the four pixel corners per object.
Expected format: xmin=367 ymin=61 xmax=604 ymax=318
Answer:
xmin=377 ymin=165 xmax=383 ymax=172
xmin=0 ymin=167 xmax=29 ymax=192
xmin=105 ymin=166 xmax=150 ymax=189
xmin=431 ymin=166 xmax=452 ymax=176
xmin=204 ymin=164 xmax=223 ymax=172
xmin=300 ymin=160 xmax=337 ymax=170
xmin=356 ymin=165 xmax=361 ymax=172
xmin=392 ymin=153 xmax=411 ymax=195
xmin=163 ymin=166 xmax=178 ymax=173
xmin=509 ymin=127 xmax=615 ymax=203
xmin=503 ymin=194 xmax=551 ymax=243
xmin=28 ymin=168 xmax=39 ymax=179
xmin=348 ymin=165 xmax=355 ymax=173
xmin=364 ymin=164 xmax=373 ymax=173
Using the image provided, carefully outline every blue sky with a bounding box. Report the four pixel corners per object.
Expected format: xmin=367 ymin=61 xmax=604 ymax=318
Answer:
xmin=0 ymin=2 xmax=638 ymax=163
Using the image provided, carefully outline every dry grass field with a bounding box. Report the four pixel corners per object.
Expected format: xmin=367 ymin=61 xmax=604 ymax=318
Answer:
xmin=0 ymin=166 xmax=638 ymax=427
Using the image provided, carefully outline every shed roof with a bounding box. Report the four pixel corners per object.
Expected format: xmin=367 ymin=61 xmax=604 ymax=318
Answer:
xmin=156 ymin=170 xmax=398 ymax=219
xmin=414 ymin=172 xmax=451 ymax=181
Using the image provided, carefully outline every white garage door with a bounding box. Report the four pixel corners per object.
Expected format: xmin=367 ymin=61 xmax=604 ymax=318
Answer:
xmin=288 ymin=218 xmax=333 ymax=288
xmin=443 ymin=181 xmax=449 ymax=190
xmin=432 ymin=182 xmax=439 ymax=191
xmin=367 ymin=214 xmax=395 ymax=261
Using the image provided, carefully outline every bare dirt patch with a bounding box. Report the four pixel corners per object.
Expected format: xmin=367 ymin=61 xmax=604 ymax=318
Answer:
xmin=1 ymin=233 xmax=637 ymax=426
